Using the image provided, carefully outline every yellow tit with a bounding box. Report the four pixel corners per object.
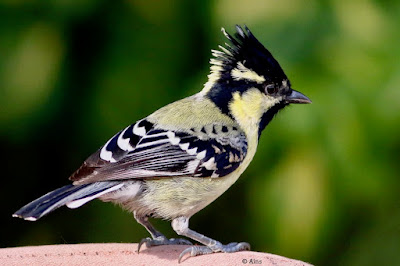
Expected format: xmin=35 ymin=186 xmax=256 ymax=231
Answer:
xmin=14 ymin=25 xmax=311 ymax=262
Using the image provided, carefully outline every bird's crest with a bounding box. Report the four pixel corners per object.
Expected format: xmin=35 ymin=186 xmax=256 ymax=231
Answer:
xmin=203 ymin=25 xmax=288 ymax=93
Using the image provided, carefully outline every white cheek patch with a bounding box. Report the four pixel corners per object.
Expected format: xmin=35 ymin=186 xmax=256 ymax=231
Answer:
xmin=231 ymin=62 xmax=265 ymax=84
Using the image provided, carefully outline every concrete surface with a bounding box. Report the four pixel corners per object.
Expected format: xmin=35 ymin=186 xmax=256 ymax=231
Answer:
xmin=0 ymin=243 xmax=313 ymax=266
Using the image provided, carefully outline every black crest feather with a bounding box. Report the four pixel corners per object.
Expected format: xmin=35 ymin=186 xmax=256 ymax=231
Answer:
xmin=205 ymin=25 xmax=288 ymax=89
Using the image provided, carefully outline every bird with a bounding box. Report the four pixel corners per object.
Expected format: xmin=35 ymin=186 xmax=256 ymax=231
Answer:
xmin=13 ymin=25 xmax=311 ymax=262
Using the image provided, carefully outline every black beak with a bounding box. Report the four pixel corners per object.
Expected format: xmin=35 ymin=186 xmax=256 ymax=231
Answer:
xmin=286 ymin=90 xmax=312 ymax=104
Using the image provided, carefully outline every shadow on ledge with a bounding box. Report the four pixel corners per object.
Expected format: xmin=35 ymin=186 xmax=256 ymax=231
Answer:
xmin=0 ymin=243 xmax=312 ymax=265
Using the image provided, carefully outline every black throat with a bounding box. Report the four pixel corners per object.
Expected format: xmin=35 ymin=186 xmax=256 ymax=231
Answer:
xmin=258 ymin=102 xmax=288 ymax=138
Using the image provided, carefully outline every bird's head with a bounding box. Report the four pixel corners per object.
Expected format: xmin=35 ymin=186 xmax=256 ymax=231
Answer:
xmin=203 ymin=25 xmax=311 ymax=137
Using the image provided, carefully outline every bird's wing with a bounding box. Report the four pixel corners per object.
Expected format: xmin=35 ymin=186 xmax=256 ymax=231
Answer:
xmin=69 ymin=119 xmax=248 ymax=184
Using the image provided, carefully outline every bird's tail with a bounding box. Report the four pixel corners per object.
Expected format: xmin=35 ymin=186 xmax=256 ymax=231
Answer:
xmin=13 ymin=181 xmax=123 ymax=221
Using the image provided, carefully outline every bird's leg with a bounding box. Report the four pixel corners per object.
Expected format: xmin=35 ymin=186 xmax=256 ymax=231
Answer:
xmin=172 ymin=216 xmax=250 ymax=262
xmin=134 ymin=212 xmax=192 ymax=252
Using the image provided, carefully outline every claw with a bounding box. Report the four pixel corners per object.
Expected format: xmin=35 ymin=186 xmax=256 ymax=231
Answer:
xmin=178 ymin=242 xmax=250 ymax=263
xmin=137 ymin=237 xmax=152 ymax=253
xmin=137 ymin=236 xmax=192 ymax=253
xmin=178 ymin=245 xmax=213 ymax=263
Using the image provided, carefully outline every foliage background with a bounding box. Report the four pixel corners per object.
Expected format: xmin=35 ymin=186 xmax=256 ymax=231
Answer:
xmin=2 ymin=1 xmax=400 ymax=265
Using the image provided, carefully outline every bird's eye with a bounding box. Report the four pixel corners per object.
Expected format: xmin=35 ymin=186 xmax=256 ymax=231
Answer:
xmin=265 ymin=84 xmax=277 ymax=95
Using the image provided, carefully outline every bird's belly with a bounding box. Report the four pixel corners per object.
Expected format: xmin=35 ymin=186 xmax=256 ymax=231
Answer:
xmin=137 ymin=173 xmax=242 ymax=219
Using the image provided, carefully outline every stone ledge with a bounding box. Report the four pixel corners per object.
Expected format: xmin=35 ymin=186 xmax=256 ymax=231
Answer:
xmin=0 ymin=243 xmax=312 ymax=266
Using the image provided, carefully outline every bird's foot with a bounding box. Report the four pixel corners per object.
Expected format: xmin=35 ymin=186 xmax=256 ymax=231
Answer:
xmin=137 ymin=235 xmax=192 ymax=252
xmin=178 ymin=241 xmax=250 ymax=263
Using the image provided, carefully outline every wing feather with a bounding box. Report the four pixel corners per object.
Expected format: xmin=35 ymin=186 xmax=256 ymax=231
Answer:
xmin=70 ymin=119 xmax=247 ymax=184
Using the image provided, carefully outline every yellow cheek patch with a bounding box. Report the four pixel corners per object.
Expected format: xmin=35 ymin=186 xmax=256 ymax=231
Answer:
xmin=229 ymin=89 xmax=264 ymax=130
xmin=229 ymin=89 xmax=283 ymax=133
xmin=231 ymin=62 xmax=265 ymax=84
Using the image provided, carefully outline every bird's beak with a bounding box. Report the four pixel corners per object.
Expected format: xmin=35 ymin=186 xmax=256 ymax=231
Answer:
xmin=286 ymin=90 xmax=312 ymax=104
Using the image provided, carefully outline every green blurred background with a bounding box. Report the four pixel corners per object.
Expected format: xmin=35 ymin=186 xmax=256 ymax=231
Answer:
xmin=2 ymin=0 xmax=400 ymax=265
